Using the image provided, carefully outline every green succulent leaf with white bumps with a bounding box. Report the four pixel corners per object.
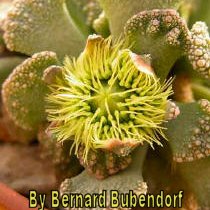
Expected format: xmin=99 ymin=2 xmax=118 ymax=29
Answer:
xmin=2 ymin=0 xmax=86 ymax=59
xmin=124 ymin=9 xmax=191 ymax=80
xmin=167 ymin=99 xmax=210 ymax=207
xmin=124 ymin=9 xmax=210 ymax=80
xmin=164 ymin=99 xmax=210 ymax=208
xmin=59 ymin=146 xmax=148 ymax=210
xmin=46 ymin=35 xmax=173 ymax=161
xmin=166 ymin=99 xmax=210 ymax=163
xmin=2 ymin=51 xmax=59 ymax=131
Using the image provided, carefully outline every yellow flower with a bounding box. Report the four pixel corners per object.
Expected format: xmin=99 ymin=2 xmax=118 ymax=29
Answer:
xmin=46 ymin=35 xmax=173 ymax=161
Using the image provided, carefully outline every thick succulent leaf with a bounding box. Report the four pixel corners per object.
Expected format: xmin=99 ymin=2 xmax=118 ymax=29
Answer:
xmin=3 ymin=0 xmax=85 ymax=59
xmin=2 ymin=51 xmax=59 ymax=131
xmin=124 ymin=9 xmax=191 ymax=80
xmin=99 ymin=0 xmax=183 ymax=37
xmin=60 ymin=146 xmax=148 ymax=210
xmin=66 ymin=0 xmax=102 ymax=36
xmin=124 ymin=10 xmax=210 ymax=80
xmin=166 ymin=99 xmax=210 ymax=208
xmin=165 ymin=100 xmax=210 ymax=163
xmin=0 ymin=56 xmax=26 ymax=86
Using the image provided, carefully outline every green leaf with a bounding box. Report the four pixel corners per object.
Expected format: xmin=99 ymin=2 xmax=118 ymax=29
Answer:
xmin=3 ymin=0 xmax=85 ymax=59
xmin=124 ymin=9 xmax=190 ymax=80
xmin=165 ymin=100 xmax=210 ymax=162
xmin=2 ymin=51 xmax=59 ymax=131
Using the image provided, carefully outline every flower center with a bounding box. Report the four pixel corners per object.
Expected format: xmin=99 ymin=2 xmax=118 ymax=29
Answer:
xmin=92 ymin=80 xmax=124 ymax=116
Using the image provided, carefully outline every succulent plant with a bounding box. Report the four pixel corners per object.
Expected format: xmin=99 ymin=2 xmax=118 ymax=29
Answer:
xmin=0 ymin=0 xmax=210 ymax=209
xmin=2 ymin=51 xmax=59 ymax=131
xmin=125 ymin=10 xmax=210 ymax=81
xmin=165 ymin=99 xmax=210 ymax=208
xmin=2 ymin=0 xmax=85 ymax=59
xmin=46 ymin=35 xmax=173 ymax=160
